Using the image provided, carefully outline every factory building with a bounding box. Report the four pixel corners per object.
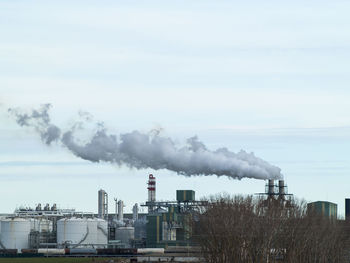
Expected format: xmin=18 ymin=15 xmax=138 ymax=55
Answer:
xmin=1 ymin=173 xmax=333 ymax=258
xmin=345 ymin=198 xmax=350 ymax=220
xmin=307 ymin=201 xmax=338 ymax=219
xmin=256 ymin=179 xmax=293 ymax=208
xmin=145 ymin=190 xmax=204 ymax=248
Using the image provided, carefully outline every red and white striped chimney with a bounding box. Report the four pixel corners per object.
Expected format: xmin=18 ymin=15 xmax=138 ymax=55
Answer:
xmin=147 ymin=174 xmax=156 ymax=202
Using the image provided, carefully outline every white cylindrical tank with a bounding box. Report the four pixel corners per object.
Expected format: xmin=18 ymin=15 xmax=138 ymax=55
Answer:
xmin=57 ymin=218 xmax=88 ymax=247
xmin=57 ymin=218 xmax=107 ymax=248
xmin=0 ymin=218 xmax=31 ymax=251
xmin=116 ymin=227 xmax=134 ymax=247
xmin=96 ymin=219 xmax=108 ymax=246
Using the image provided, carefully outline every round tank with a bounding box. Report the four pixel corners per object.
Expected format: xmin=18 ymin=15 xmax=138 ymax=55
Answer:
xmin=0 ymin=218 xmax=31 ymax=251
xmin=115 ymin=227 xmax=134 ymax=247
xmin=57 ymin=218 xmax=107 ymax=248
xmin=96 ymin=219 xmax=108 ymax=246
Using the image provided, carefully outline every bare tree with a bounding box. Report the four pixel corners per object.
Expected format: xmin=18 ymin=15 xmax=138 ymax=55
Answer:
xmin=193 ymin=195 xmax=350 ymax=263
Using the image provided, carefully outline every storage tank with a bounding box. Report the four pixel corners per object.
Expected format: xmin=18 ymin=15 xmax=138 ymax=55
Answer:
xmin=57 ymin=218 xmax=107 ymax=248
xmin=115 ymin=227 xmax=134 ymax=247
xmin=96 ymin=219 xmax=108 ymax=245
xmin=0 ymin=218 xmax=31 ymax=251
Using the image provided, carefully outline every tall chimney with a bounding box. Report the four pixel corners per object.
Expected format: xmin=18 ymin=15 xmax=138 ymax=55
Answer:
xmin=148 ymin=174 xmax=156 ymax=202
xmin=133 ymin=203 xmax=139 ymax=221
xmin=278 ymin=180 xmax=285 ymax=197
xmin=114 ymin=198 xmax=118 ymax=220
xmin=117 ymin=200 xmax=124 ymax=221
xmin=98 ymin=189 xmax=108 ymax=219
xmin=268 ymin=179 xmax=275 ymax=196
xmin=147 ymin=174 xmax=156 ymax=213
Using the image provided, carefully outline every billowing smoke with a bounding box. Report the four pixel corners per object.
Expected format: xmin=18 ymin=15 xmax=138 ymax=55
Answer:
xmin=8 ymin=104 xmax=282 ymax=180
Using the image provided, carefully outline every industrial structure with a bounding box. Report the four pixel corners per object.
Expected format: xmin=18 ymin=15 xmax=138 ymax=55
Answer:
xmin=256 ymin=179 xmax=293 ymax=208
xmin=346 ymin=198 xmax=350 ymax=220
xmin=98 ymin=189 xmax=108 ymax=220
xmin=307 ymin=201 xmax=338 ymax=219
xmin=144 ymin=189 xmax=206 ymax=248
xmin=0 ymin=173 xmax=343 ymax=262
xmin=0 ymin=173 xmax=207 ymax=254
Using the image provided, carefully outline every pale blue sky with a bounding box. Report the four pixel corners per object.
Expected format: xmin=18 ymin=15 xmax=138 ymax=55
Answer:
xmin=1 ymin=0 xmax=350 ymax=216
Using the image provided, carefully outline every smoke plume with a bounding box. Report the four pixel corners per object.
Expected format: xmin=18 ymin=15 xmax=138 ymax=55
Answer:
xmin=8 ymin=104 xmax=282 ymax=180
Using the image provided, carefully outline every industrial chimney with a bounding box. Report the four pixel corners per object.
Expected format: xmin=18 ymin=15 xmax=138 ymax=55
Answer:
xmin=117 ymin=200 xmax=124 ymax=221
xmin=133 ymin=203 xmax=139 ymax=221
xmin=268 ymin=179 xmax=275 ymax=197
xmin=147 ymin=174 xmax=156 ymax=213
xmin=148 ymin=174 xmax=156 ymax=202
xmin=98 ymin=189 xmax=108 ymax=219
xmin=114 ymin=198 xmax=118 ymax=220
xmin=278 ymin=180 xmax=285 ymax=199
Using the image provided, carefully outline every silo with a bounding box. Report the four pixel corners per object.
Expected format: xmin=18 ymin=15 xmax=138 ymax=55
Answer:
xmin=57 ymin=218 xmax=89 ymax=247
xmin=57 ymin=218 xmax=107 ymax=248
xmin=116 ymin=227 xmax=134 ymax=248
xmin=96 ymin=219 xmax=108 ymax=246
xmin=0 ymin=218 xmax=31 ymax=251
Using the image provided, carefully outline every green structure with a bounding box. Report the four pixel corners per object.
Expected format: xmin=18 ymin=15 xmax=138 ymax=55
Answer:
xmin=146 ymin=209 xmax=193 ymax=248
xmin=146 ymin=190 xmax=199 ymax=248
xmin=307 ymin=201 xmax=337 ymax=219
xmin=176 ymin=190 xmax=195 ymax=202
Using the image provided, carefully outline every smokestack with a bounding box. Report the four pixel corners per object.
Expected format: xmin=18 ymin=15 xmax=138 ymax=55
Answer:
xmin=133 ymin=203 xmax=139 ymax=221
xmin=117 ymin=200 xmax=124 ymax=221
xmin=147 ymin=174 xmax=156 ymax=213
xmin=98 ymin=189 xmax=108 ymax=219
xmin=148 ymin=174 xmax=156 ymax=202
xmin=114 ymin=198 xmax=118 ymax=220
xmin=278 ymin=180 xmax=285 ymax=198
xmin=268 ymin=179 xmax=275 ymax=196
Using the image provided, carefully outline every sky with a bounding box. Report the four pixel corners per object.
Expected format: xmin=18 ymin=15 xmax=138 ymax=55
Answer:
xmin=1 ymin=0 xmax=350 ymax=216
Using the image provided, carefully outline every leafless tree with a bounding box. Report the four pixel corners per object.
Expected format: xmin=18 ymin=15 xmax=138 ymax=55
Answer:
xmin=193 ymin=194 xmax=350 ymax=263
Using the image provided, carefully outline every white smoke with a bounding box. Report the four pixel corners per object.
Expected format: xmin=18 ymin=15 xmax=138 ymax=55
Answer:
xmin=8 ymin=104 xmax=282 ymax=180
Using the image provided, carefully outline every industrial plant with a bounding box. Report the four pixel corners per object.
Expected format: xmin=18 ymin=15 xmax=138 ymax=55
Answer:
xmin=0 ymin=174 xmax=347 ymax=262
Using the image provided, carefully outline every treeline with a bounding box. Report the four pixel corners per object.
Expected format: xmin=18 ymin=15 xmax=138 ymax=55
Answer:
xmin=193 ymin=195 xmax=350 ymax=263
